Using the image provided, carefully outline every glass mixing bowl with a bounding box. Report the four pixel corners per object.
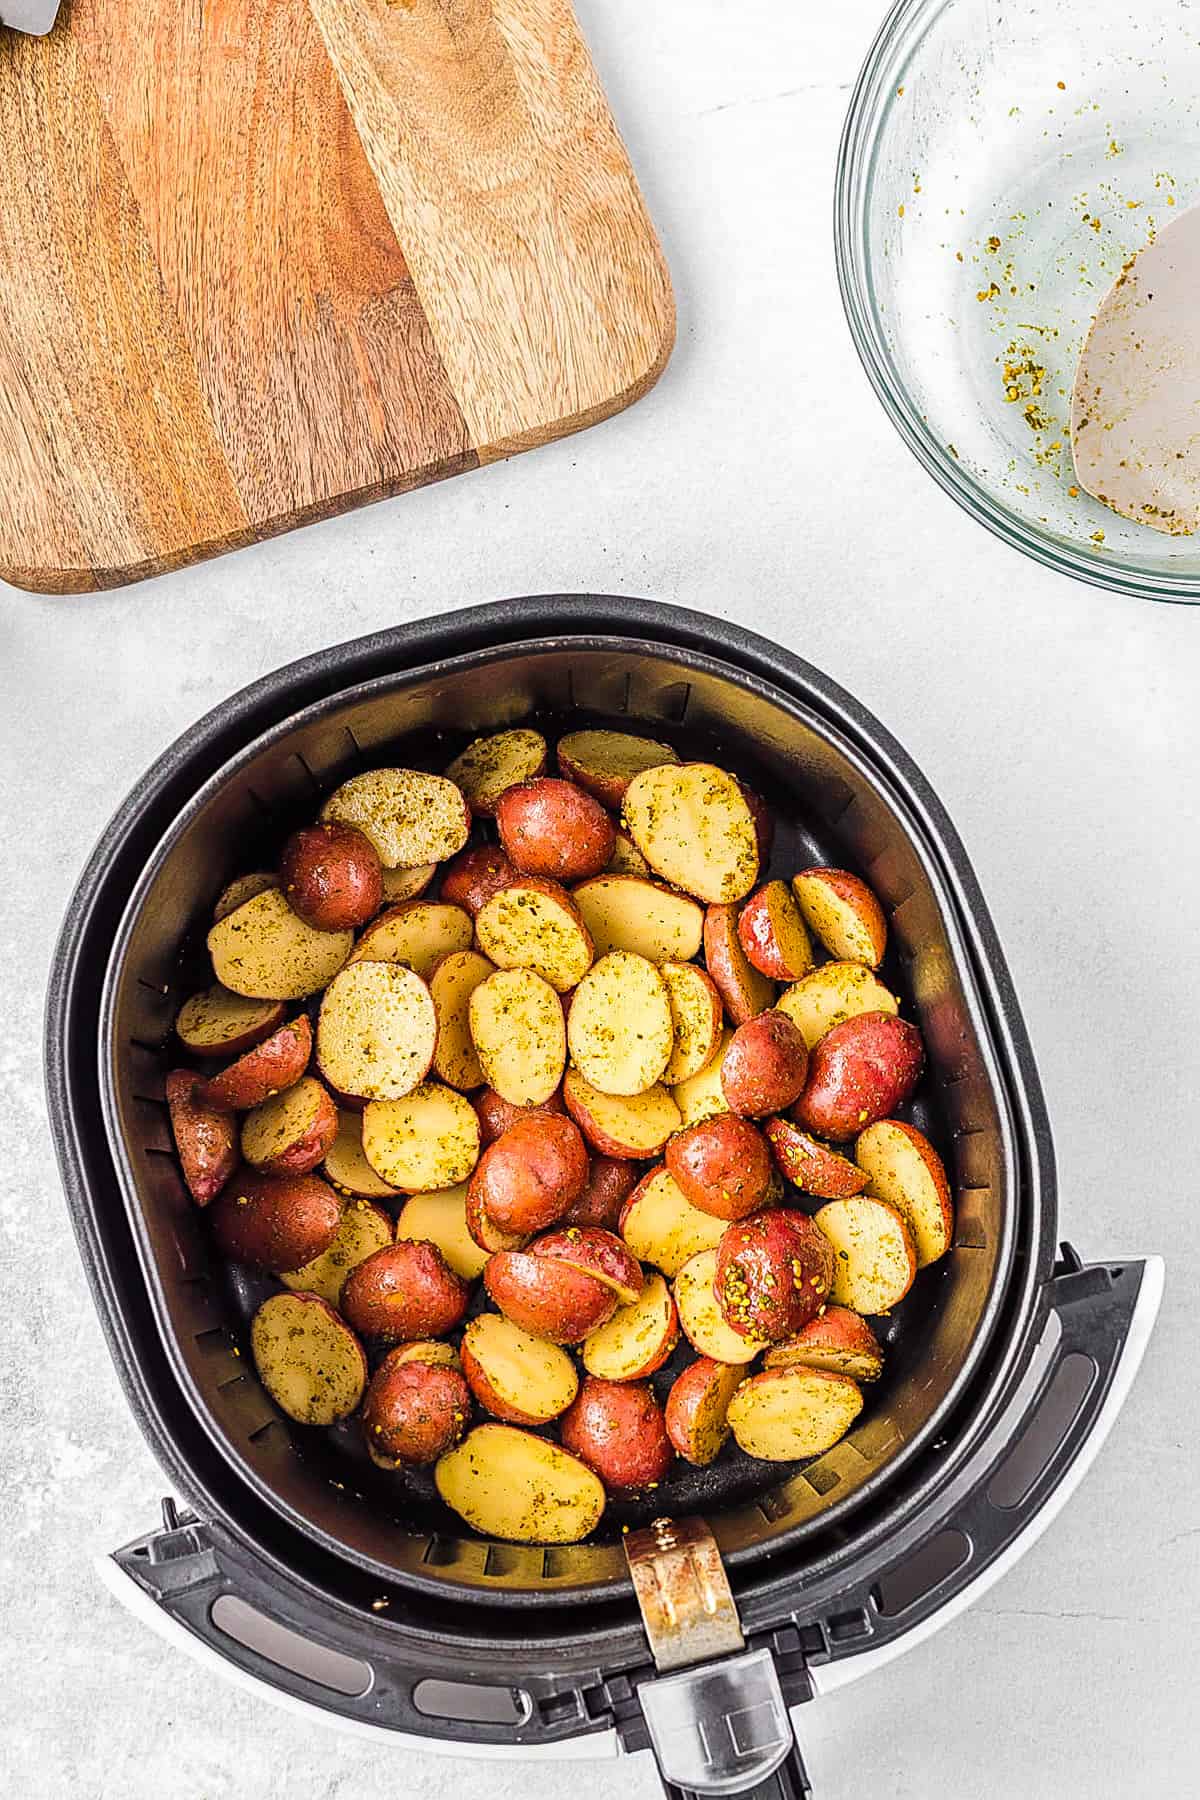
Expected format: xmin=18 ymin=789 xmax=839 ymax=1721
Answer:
xmin=836 ymin=0 xmax=1200 ymax=601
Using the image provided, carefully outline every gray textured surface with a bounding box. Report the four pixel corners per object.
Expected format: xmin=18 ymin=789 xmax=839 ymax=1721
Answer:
xmin=2 ymin=3 xmax=1198 ymax=1795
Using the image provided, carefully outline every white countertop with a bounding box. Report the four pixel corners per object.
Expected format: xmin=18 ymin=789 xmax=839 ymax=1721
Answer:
xmin=4 ymin=4 xmax=1198 ymax=1795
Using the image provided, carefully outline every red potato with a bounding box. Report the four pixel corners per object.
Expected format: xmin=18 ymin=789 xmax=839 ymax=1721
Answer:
xmin=567 ymin=951 xmax=673 ymax=1096
xmin=571 ymin=877 xmax=704 ymax=965
xmin=323 ymin=1109 xmax=400 ymax=1200
xmin=464 ymin=1179 xmax=531 ymax=1255
xmin=623 ymin=764 xmax=759 ymax=905
xmin=720 ymin=1013 xmax=809 ymax=1117
xmin=213 ymin=872 xmax=279 ymax=923
xmin=475 ymin=878 xmax=595 ymax=993
xmin=673 ymin=1249 xmax=766 ymax=1363
xmin=714 ymin=1208 xmax=835 ymax=1342
xmin=737 ymin=881 xmax=814 ymax=982
xmin=175 ymin=986 xmax=285 ymax=1058
xmin=765 ymin=1308 xmax=884 ymax=1382
xmin=483 ymin=1248 xmax=617 ymax=1344
xmin=670 ymin=1028 xmax=733 ymax=1126
xmin=379 ymin=863 xmax=437 ymax=905
xmin=200 ymin=1015 xmax=312 ymax=1111
xmin=435 ymin=1424 xmax=606 ymax=1544
xmin=320 ymin=768 xmax=471 ymax=869
xmin=736 ymin=782 xmax=775 ymax=868
xmin=563 ymin=1156 xmax=639 ymax=1229
xmin=533 ymin=1225 xmax=643 ymax=1306
xmin=460 ymin=1313 xmax=578 ymax=1425
xmin=606 ymin=829 xmax=651 ymax=878
xmin=618 ymin=1166 xmax=727 ymax=1276
xmin=854 ymin=1118 xmax=954 ymax=1266
xmin=560 ymin=1377 xmax=672 ymax=1493
xmin=361 ymin=1082 xmax=481 ymax=1193
xmin=496 ymin=777 xmax=615 ymax=884
xmin=466 ymin=1115 xmax=589 ymax=1236
xmin=583 ymin=1273 xmax=679 ymax=1381
xmin=660 ymin=962 xmax=723 ymax=1086
xmin=250 ymin=1292 xmax=367 ymax=1426
xmin=165 ymin=1071 xmax=238 ymax=1206
xmin=396 ymin=1182 xmax=491 ymax=1280
xmin=792 ymin=868 xmax=887 ymax=969
xmin=814 ymin=1195 xmax=917 ymax=1314
xmin=340 ymin=1241 xmax=470 ymax=1343
xmin=665 ymin=1115 xmax=774 ymax=1220
xmin=703 ymin=904 xmax=776 ymax=1026
xmin=665 ymin=1357 xmax=745 ymax=1465
xmin=280 ymin=1196 xmax=393 ymax=1305
xmin=764 ymin=1117 xmax=869 ymax=1199
xmin=429 ymin=948 xmax=495 ymax=1092
xmin=439 ymin=846 xmax=520 ymax=917
xmin=279 ymin=822 xmax=382 ymax=932
xmin=316 ymin=962 xmax=437 ymax=1104
xmin=349 ymin=901 xmax=473 ymax=980
xmin=468 ymin=966 xmax=566 ymax=1106
xmin=727 ymin=1366 xmax=864 ymax=1461
xmin=363 ymin=1350 xmax=471 ymax=1467
xmin=445 ymin=728 xmax=548 ymax=816
xmin=793 ymin=1012 xmax=924 ymax=1142
xmin=240 ymin=1075 xmax=339 ymax=1176
xmin=775 ymin=961 xmax=899 ymax=1051
xmin=209 ymin=1169 xmax=341 ymax=1272
xmin=207 ymin=888 xmax=352 ymax=1001
xmin=562 ymin=1070 xmax=681 ymax=1159
xmin=473 ymin=1084 xmax=565 ymax=1146
xmin=556 ymin=729 xmax=680 ymax=808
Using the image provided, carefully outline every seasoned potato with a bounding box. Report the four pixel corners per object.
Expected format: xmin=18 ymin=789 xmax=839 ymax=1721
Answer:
xmin=571 ymin=876 xmax=704 ymax=964
xmin=251 ymin=1292 xmax=367 ymax=1426
xmin=727 ymin=1366 xmax=864 ymax=1461
xmin=464 ymin=1179 xmax=530 ymax=1255
xmin=765 ymin=1307 xmax=884 ymax=1383
xmin=670 ymin=1028 xmax=734 ymax=1126
xmin=533 ymin=1225 xmax=643 ymax=1306
xmin=854 ymin=1118 xmax=954 ymax=1266
xmin=560 ymin=1377 xmax=672 ymax=1493
xmin=280 ymin=1196 xmax=393 ymax=1305
xmin=213 ymin=871 xmax=279 ymax=923
xmin=567 ymin=951 xmax=673 ymax=1096
xmin=660 ymin=962 xmax=723 ymax=1086
xmin=703 ymin=904 xmax=775 ymax=1026
xmin=792 ymin=868 xmax=887 ymax=969
xmin=737 ymin=881 xmax=814 ymax=982
xmin=209 ymin=1170 xmax=341 ymax=1272
xmin=583 ymin=1272 xmax=679 ymax=1381
xmin=380 ymin=862 xmax=437 ymax=905
xmin=737 ymin=781 xmax=775 ymax=867
xmin=473 ymin=1084 xmax=565 ymax=1146
xmin=445 ymin=728 xmax=548 ymax=816
xmin=665 ymin=1356 xmax=744 ymax=1465
xmin=461 ymin=1314 xmax=578 ymax=1424
xmin=208 ymin=888 xmax=352 ymax=1001
xmin=435 ymin=1424 xmax=606 ymax=1544
xmin=618 ymin=1166 xmax=726 ymax=1276
xmin=467 ymin=1115 xmax=589 ymax=1236
xmin=362 ymin=1082 xmax=481 ymax=1193
xmin=563 ymin=1156 xmax=639 ymax=1230
xmin=320 ymin=768 xmax=470 ymax=868
xmin=279 ymin=822 xmax=382 ymax=932
xmin=764 ymin=1117 xmax=869 ymax=1199
xmin=323 ymin=1109 xmax=400 ymax=1199
xmin=714 ymin=1209 xmax=835 ymax=1342
xmin=562 ymin=1070 xmax=681 ymax=1159
xmin=793 ymin=1012 xmax=924 ymax=1141
xmin=468 ymin=967 xmax=566 ymax=1105
xmin=363 ymin=1350 xmax=471 ymax=1468
xmin=674 ymin=1249 xmax=766 ymax=1364
xmin=814 ymin=1195 xmax=917 ymax=1313
xmin=606 ymin=829 xmax=651 ymax=878
xmin=484 ymin=1248 xmax=617 ymax=1343
xmin=623 ymin=764 xmax=758 ymax=904
xmin=719 ymin=1013 xmax=808 ymax=1118
xmin=340 ymin=1240 xmax=469 ymax=1342
xmin=429 ymin=949 xmax=495 ymax=1092
xmin=349 ymin=901 xmax=473 ymax=979
xmin=475 ymin=879 xmax=595 ymax=993
xmin=439 ymin=846 xmax=519 ymax=917
xmin=775 ymin=961 xmax=899 ymax=1051
xmin=241 ymin=1075 xmax=338 ymax=1176
xmin=497 ymin=777 xmax=615 ymax=883
xmin=665 ymin=1115 xmax=774 ymax=1220
xmin=396 ymin=1182 xmax=491 ymax=1280
xmin=556 ymin=728 xmax=680 ymax=807
xmin=200 ymin=1014 xmax=312 ymax=1112
xmin=316 ymin=962 xmax=437 ymax=1103
xmin=175 ymin=985 xmax=286 ymax=1058
xmin=165 ymin=1071 xmax=238 ymax=1206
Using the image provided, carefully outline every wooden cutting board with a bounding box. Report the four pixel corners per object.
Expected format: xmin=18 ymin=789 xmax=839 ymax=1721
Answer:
xmin=0 ymin=0 xmax=674 ymax=593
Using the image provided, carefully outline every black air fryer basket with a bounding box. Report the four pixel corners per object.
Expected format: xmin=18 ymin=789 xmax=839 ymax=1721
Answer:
xmin=46 ymin=597 xmax=1160 ymax=1798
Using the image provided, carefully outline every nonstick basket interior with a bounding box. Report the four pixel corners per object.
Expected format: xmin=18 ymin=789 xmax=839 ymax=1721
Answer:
xmin=100 ymin=637 xmax=1018 ymax=1600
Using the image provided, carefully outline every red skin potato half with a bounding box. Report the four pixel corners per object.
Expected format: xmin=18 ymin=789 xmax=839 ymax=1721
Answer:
xmin=362 ymin=1352 xmax=471 ymax=1467
xmin=664 ymin=1357 xmax=742 ymax=1465
xmin=560 ymin=1377 xmax=672 ymax=1492
xmin=792 ymin=1012 xmax=924 ymax=1142
xmin=563 ymin=1156 xmax=640 ymax=1229
xmin=736 ymin=881 xmax=811 ymax=982
xmin=165 ymin=1071 xmax=239 ymax=1206
xmin=439 ymin=846 xmax=521 ymax=918
xmin=208 ymin=1169 xmax=341 ymax=1272
xmin=496 ymin=777 xmax=616 ymax=884
xmin=464 ymin=1178 xmax=530 ymax=1254
xmin=714 ymin=1208 xmax=836 ymax=1342
xmin=340 ymin=1242 xmax=469 ymax=1344
xmin=720 ymin=1013 xmax=809 ymax=1117
xmin=736 ymin=782 xmax=775 ymax=867
xmin=765 ymin=1307 xmax=885 ymax=1381
xmin=702 ymin=903 xmax=775 ymax=1026
xmin=483 ymin=1251 xmax=617 ymax=1344
xmin=473 ymin=1084 xmax=566 ymax=1147
xmin=244 ymin=1079 xmax=339 ymax=1176
xmin=532 ymin=1226 xmax=643 ymax=1305
xmin=764 ymin=1117 xmax=870 ymax=1199
xmin=466 ymin=1114 xmax=589 ymax=1236
xmin=200 ymin=1015 xmax=313 ymax=1112
xmin=279 ymin=822 xmax=382 ymax=932
xmin=665 ymin=1115 xmax=774 ymax=1220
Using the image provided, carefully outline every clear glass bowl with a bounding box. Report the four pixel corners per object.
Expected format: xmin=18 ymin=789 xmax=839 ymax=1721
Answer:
xmin=836 ymin=0 xmax=1200 ymax=601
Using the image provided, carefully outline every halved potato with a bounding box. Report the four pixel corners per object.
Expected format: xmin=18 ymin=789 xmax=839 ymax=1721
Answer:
xmin=703 ymin=903 xmax=775 ymax=1026
xmin=363 ymin=1351 xmax=470 ymax=1468
xmin=606 ymin=830 xmax=651 ymax=878
xmin=429 ymin=949 xmax=495 ymax=1091
xmin=533 ymin=1226 xmax=643 ymax=1307
xmin=665 ymin=1356 xmax=744 ymax=1465
xmin=556 ymin=728 xmax=680 ymax=807
xmin=461 ymin=1313 xmax=579 ymax=1424
xmin=380 ymin=863 xmax=437 ymax=905
xmin=571 ymin=876 xmax=704 ymax=964
xmin=475 ymin=879 xmax=595 ymax=993
xmin=854 ymin=1118 xmax=954 ymax=1266
xmin=567 ymin=951 xmax=673 ymax=1096
xmin=175 ymin=985 xmax=286 ymax=1058
xmin=208 ymin=888 xmax=352 ymax=1000
xmin=583 ymin=1272 xmax=679 ymax=1380
xmin=250 ymin=1292 xmax=367 ymax=1425
xmin=623 ymin=764 xmax=758 ymax=904
xmin=560 ymin=1376 xmax=672 ymax=1492
xmin=670 ymin=1029 xmax=733 ymax=1126
xmin=395 ymin=1181 xmax=491 ymax=1280
xmin=497 ymin=778 xmax=615 ymax=883
xmin=323 ymin=1109 xmax=400 ymax=1199
xmin=446 ymin=728 xmax=548 ymax=816
xmin=435 ymin=1424 xmax=605 ymax=1544
xmin=349 ymin=901 xmax=473 ymax=979
xmin=660 ymin=963 xmax=723 ymax=1086
xmin=316 ymin=961 xmax=437 ymax=1101
xmin=483 ymin=1247 xmax=616 ymax=1342
xmin=362 ymin=1082 xmax=481 ymax=1193
xmin=764 ymin=1307 xmax=884 ymax=1382
xmin=775 ymin=962 xmax=899 ymax=1051
xmin=792 ymin=869 xmax=887 ymax=969
xmin=200 ymin=1015 xmax=312 ymax=1112
xmin=165 ymin=1071 xmax=238 ymax=1206
xmin=241 ymin=1075 xmax=338 ymax=1175
xmin=814 ymin=1195 xmax=917 ymax=1313
xmin=618 ymin=1166 xmax=726 ymax=1277
xmin=674 ymin=1249 xmax=766 ymax=1364
xmin=737 ymin=881 xmax=814 ymax=982
xmin=214 ymin=871 xmax=279 ymax=923
xmin=727 ymin=1366 xmax=864 ymax=1461
xmin=562 ymin=1070 xmax=681 ymax=1158
xmin=340 ymin=1241 xmax=469 ymax=1342
xmin=468 ymin=967 xmax=566 ymax=1105
xmin=209 ymin=1169 xmax=341 ymax=1272
xmin=764 ymin=1117 xmax=869 ymax=1199
xmin=280 ymin=1197 xmax=394 ymax=1305
xmin=320 ymin=768 xmax=470 ymax=868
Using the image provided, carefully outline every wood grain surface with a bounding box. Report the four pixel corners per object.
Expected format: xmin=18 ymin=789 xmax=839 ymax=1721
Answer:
xmin=0 ymin=0 xmax=674 ymax=592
